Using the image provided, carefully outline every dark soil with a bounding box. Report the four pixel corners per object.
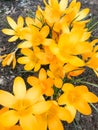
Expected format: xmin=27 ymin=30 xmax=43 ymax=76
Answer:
xmin=0 ymin=0 xmax=98 ymax=130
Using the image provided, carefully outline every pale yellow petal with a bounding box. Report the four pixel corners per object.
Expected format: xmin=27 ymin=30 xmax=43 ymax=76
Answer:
xmin=18 ymin=41 xmax=32 ymax=48
xmin=59 ymin=0 xmax=68 ymax=11
xmin=0 ymin=110 xmax=19 ymax=127
xmin=2 ymin=29 xmax=15 ymax=35
xmin=7 ymin=16 xmax=17 ymax=30
xmin=76 ymin=8 xmax=89 ymax=21
xmin=17 ymin=16 xmax=24 ymax=27
xmin=13 ymin=77 xmax=26 ymax=99
xmin=0 ymin=90 xmax=14 ymax=107
xmin=8 ymin=36 xmax=18 ymax=42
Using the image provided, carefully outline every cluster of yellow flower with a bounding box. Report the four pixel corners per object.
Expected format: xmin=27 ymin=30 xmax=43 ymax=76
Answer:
xmin=0 ymin=0 xmax=98 ymax=130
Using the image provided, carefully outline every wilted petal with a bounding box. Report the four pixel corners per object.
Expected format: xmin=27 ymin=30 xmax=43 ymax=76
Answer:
xmin=13 ymin=77 xmax=26 ymax=99
xmin=0 ymin=90 xmax=14 ymax=107
xmin=0 ymin=110 xmax=19 ymax=127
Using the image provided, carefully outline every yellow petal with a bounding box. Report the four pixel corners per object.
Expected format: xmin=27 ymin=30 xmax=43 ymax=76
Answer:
xmin=10 ymin=125 xmax=23 ymax=130
xmin=0 ymin=90 xmax=14 ymax=107
xmin=24 ymin=62 xmax=35 ymax=71
xmin=59 ymin=0 xmax=68 ymax=11
xmin=17 ymin=57 xmax=30 ymax=64
xmin=76 ymin=8 xmax=89 ymax=21
xmin=39 ymin=68 xmax=47 ymax=80
xmin=40 ymin=25 xmax=49 ymax=38
xmin=0 ymin=110 xmax=19 ymax=127
xmin=0 ymin=107 xmax=8 ymax=115
xmin=17 ymin=16 xmax=24 ymax=27
xmin=58 ymin=93 xmax=68 ymax=105
xmin=62 ymin=83 xmax=74 ymax=92
xmin=65 ymin=105 xmax=76 ymax=122
xmin=12 ymin=56 xmax=16 ymax=69
xmin=32 ymin=101 xmax=52 ymax=114
xmin=74 ymin=100 xmax=91 ymax=115
xmin=48 ymin=115 xmax=64 ymax=130
xmin=69 ymin=56 xmax=85 ymax=67
xmin=18 ymin=41 xmax=32 ymax=48
xmin=21 ymin=48 xmax=34 ymax=57
xmin=20 ymin=115 xmax=39 ymax=130
xmin=54 ymin=78 xmax=63 ymax=88
xmin=27 ymin=76 xmax=39 ymax=87
xmin=25 ymin=87 xmax=42 ymax=104
xmin=83 ymin=92 xmax=98 ymax=103
xmin=25 ymin=17 xmax=34 ymax=26
xmin=57 ymin=107 xmax=73 ymax=123
xmin=8 ymin=36 xmax=18 ymax=42
xmin=7 ymin=16 xmax=17 ymax=30
xmin=2 ymin=29 xmax=15 ymax=35
xmin=13 ymin=77 xmax=26 ymax=99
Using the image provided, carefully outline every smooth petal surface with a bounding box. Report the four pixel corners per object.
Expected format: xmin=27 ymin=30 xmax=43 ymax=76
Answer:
xmin=39 ymin=68 xmax=47 ymax=80
xmin=40 ymin=25 xmax=49 ymax=38
xmin=25 ymin=86 xmax=42 ymax=104
xmin=17 ymin=57 xmax=30 ymax=64
xmin=20 ymin=115 xmax=39 ymax=130
xmin=13 ymin=77 xmax=26 ymax=99
xmin=83 ymin=92 xmax=98 ymax=103
xmin=48 ymin=115 xmax=64 ymax=130
xmin=8 ymin=36 xmax=18 ymax=42
xmin=59 ymin=0 xmax=68 ymax=11
xmin=62 ymin=83 xmax=74 ymax=92
xmin=2 ymin=29 xmax=15 ymax=35
xmin=0 ymin=110 xmax=19 ymax=127
xmin=18 ymin=41 xmax=32 ymax=48
xmin=7 ymin=16 xmax=17 ymax=30
xmin=32 ymin=101 xmax=52 ymax=114
xmin=0 ymin=90 xmax=14 ymax=107
xmin=74 ymin=100 xmax=91 ymax=115
xmin=17 ymin=16 xmax=24 ymax=27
